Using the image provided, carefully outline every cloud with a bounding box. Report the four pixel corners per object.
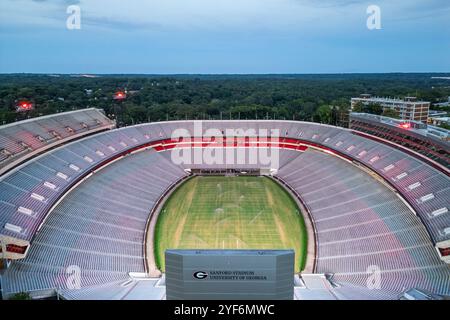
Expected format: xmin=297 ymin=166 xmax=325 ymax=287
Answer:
xmin=0 ymin=0 xmax=357 ymax=32
xmin=0 ymin=0 xmax=448 ymax=34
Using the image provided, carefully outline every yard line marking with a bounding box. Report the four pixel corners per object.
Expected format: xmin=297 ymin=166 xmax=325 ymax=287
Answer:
xmin=249 ymin=210 xmax=264 ymax=225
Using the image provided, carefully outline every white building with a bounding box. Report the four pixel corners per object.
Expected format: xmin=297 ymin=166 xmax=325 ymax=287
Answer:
xmin=351 ymin=94 xmax=430 ymax=123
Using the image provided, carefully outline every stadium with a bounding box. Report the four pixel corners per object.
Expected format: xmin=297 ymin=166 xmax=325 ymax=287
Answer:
xmin=0 ymin=108 xmax=449 ymax=300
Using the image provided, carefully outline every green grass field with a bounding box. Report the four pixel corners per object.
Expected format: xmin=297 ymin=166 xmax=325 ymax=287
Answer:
xmin=154 ymin=176 xmax=307 ymax=273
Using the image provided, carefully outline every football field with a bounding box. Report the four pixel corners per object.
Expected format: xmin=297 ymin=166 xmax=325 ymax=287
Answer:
xmin=154 ymin=176 xmax=308 ymax=273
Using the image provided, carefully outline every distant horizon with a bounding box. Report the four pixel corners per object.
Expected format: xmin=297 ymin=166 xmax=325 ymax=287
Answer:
xmin=1 ymin=72 xmax=450 ymax=76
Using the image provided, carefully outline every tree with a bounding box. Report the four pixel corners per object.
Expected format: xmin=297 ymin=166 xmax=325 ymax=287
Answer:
xmin=9 ymin=292 xmax=32 ymax=300
xmin=314 ymin=105 xmax=333 ymax=124
xmin=1 ymin=74 xmax=449 ymax=127
xmin=382 ymin=108 xmax=400 ymax=119
xmin=367 ymin=103 xmax=383 ymax=115
xmin=437 ymin=122 xmax=450 ymax=130
xmin=352 ymin=101 xmax=364 ymax=113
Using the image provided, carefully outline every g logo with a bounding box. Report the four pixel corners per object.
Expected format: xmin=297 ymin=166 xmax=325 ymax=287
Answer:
xmin=193 ymin=271 xmax=208 ymax=280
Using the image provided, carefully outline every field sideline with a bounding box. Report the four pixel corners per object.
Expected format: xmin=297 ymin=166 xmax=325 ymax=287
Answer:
xmin=154 ymin=175 xmax=308 ymax=272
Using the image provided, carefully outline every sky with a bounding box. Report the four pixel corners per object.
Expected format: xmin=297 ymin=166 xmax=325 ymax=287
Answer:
xmin=0 ymin=0 xmax=449 ymax=74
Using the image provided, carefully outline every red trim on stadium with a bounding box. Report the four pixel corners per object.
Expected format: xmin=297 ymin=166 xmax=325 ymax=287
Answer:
xmin=3 ymin=244 xmax=28 ymax=255
xmin=439 ymin=247 xmax=450 ymax=257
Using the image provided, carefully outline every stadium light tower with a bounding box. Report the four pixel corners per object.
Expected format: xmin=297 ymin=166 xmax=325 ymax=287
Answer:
xmin=112 ymin=90 xmax=127 ymax=126
xmin=15 ymin=100 xmax=34 ymax=113
xmin=399 ymin=122 xmax=411 ymax=129
xmin=113 ymin=91 xmax=127 ymax=101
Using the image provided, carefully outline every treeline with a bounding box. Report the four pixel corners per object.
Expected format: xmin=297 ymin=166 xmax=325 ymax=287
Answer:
xmin=0 ymin=73 xmax=449 ymax=127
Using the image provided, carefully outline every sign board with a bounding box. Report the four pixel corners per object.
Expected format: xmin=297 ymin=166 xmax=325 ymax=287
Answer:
xmin=165 ymin=249 xmax=294 ymax=300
